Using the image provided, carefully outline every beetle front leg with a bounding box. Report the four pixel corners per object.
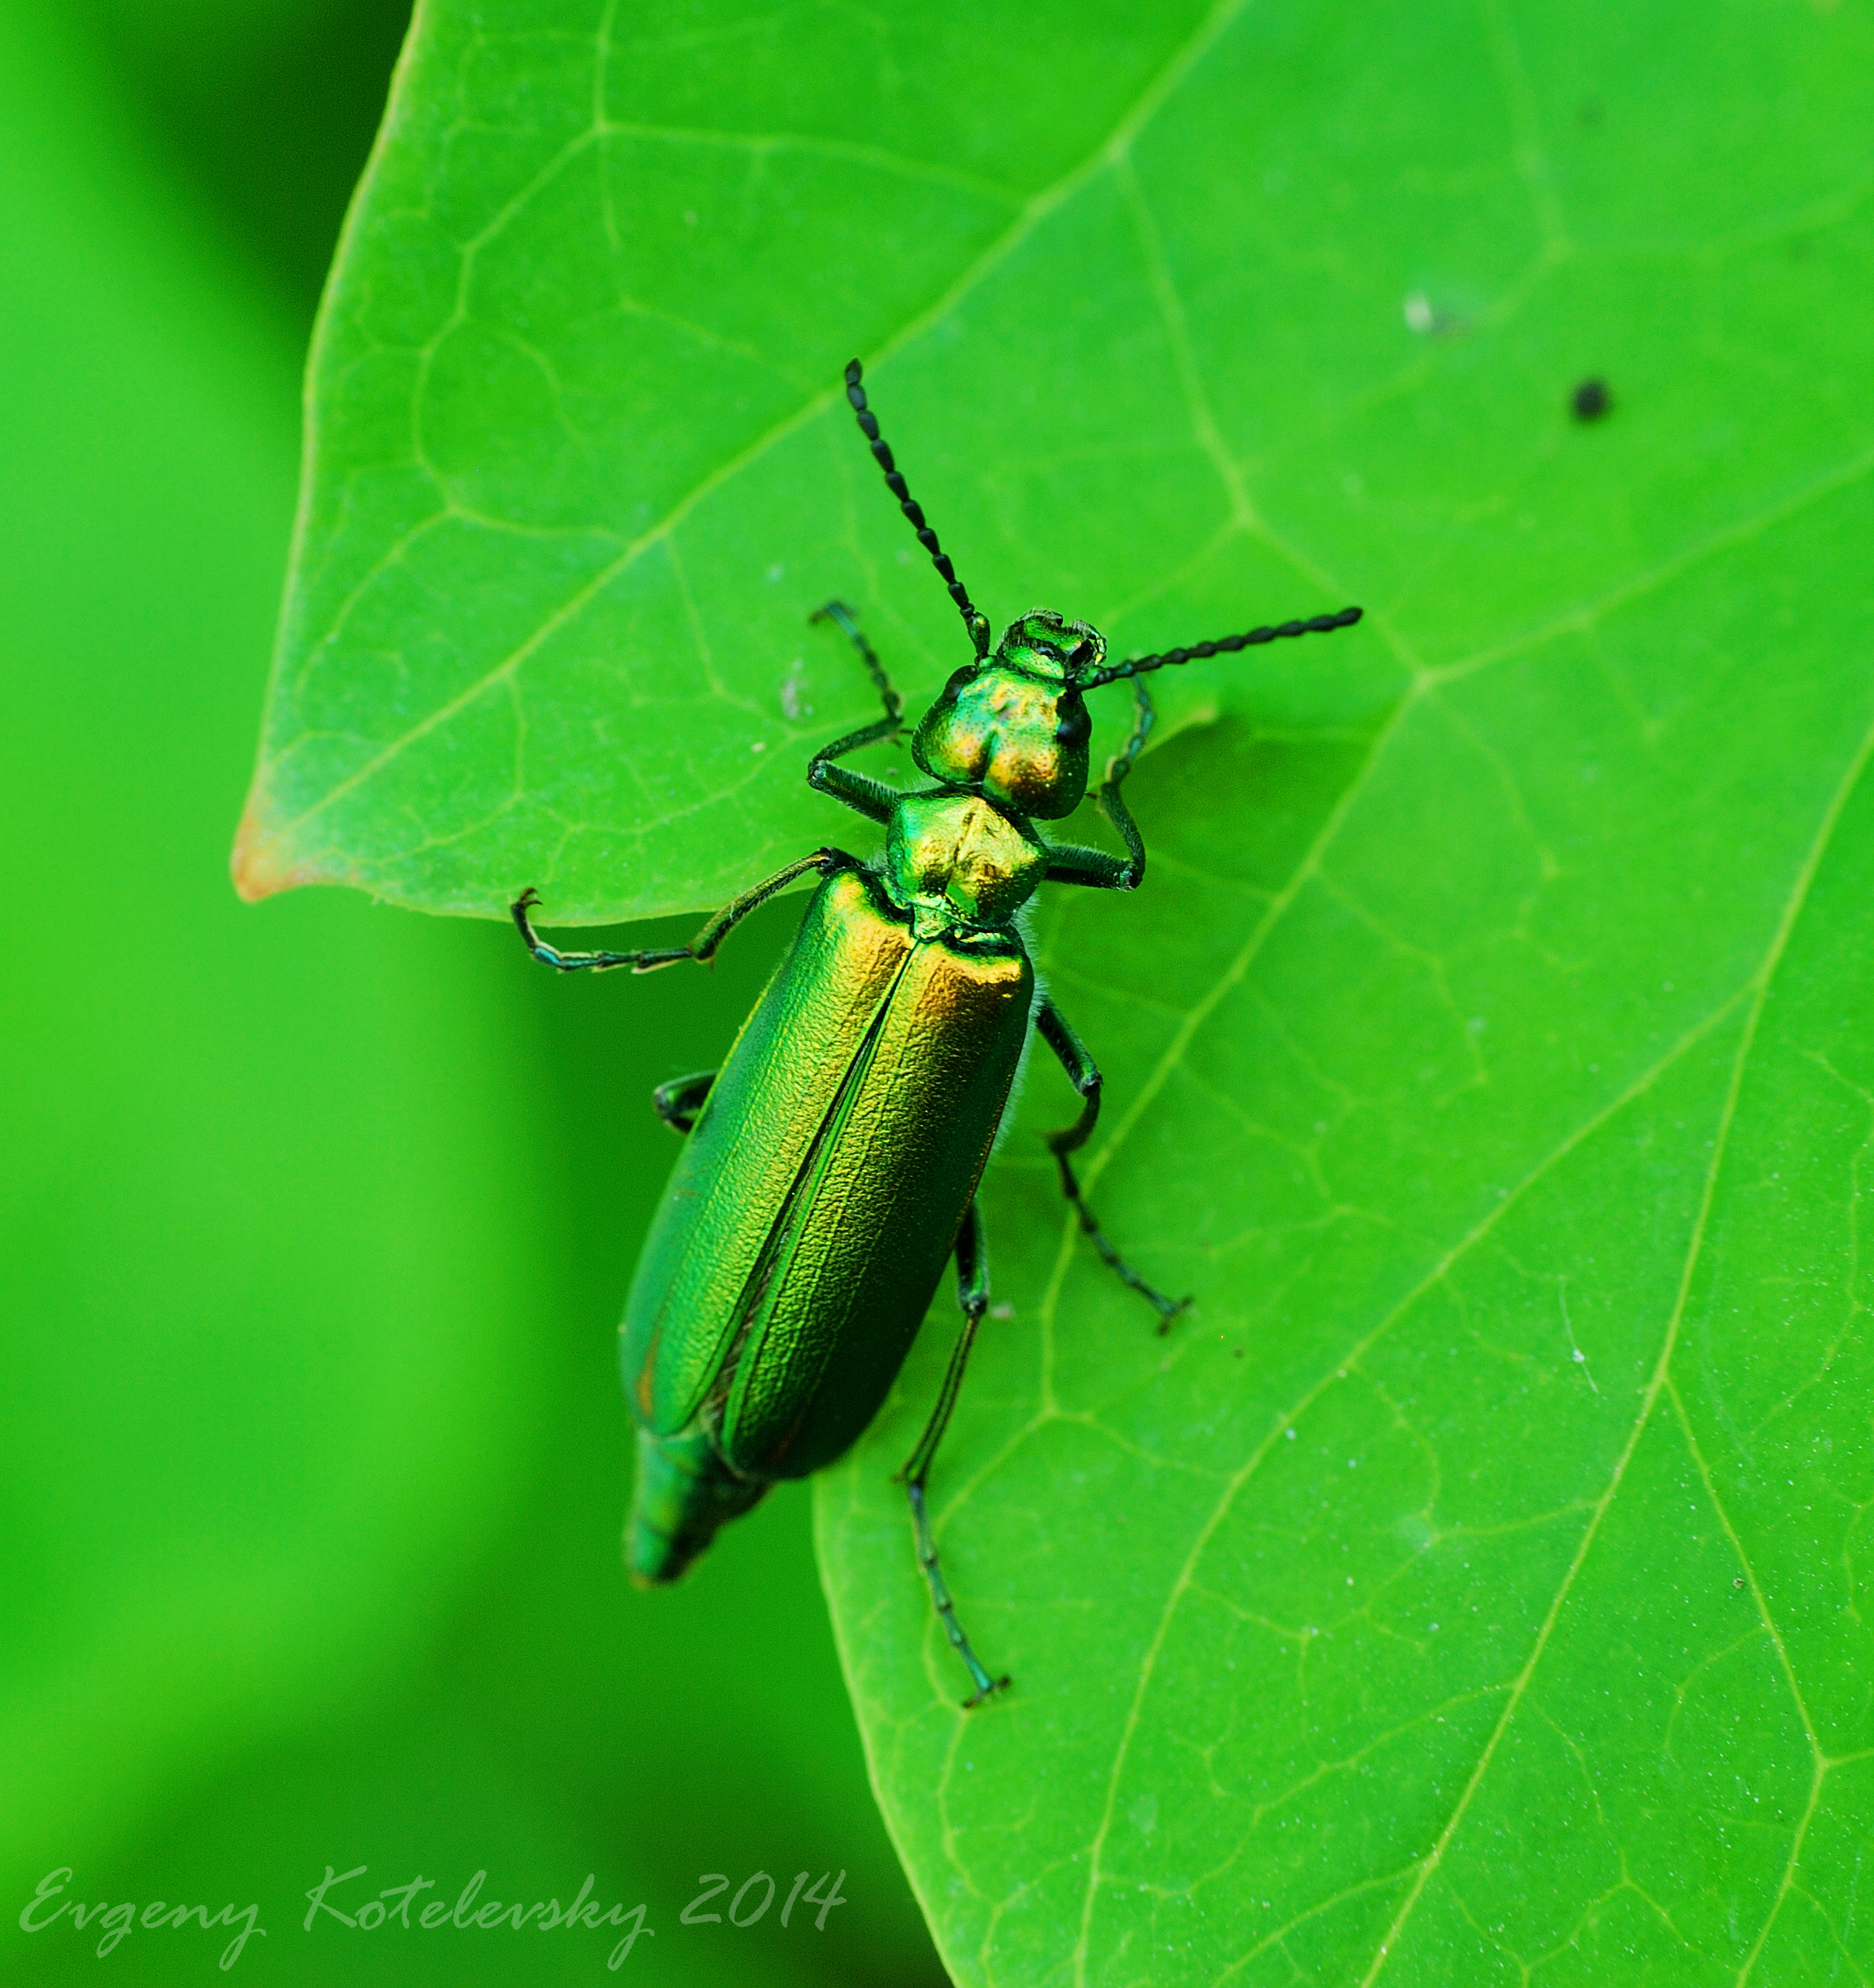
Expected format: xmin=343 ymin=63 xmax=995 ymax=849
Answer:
xmin=806 ymin=600 xmax=906 ymax=826
xmin=1036 ymin=995 xmax=1190 ymax=1331
xmin=651 ymin=1070 xmax=715 ymax=1134
xmin=512 ymin=847 xmax=858 ymax=975
xmin=1043 ymin=681 xmax=1153 ymax=891
xmin=897 ymin=1201 xmax=1010 ymax=1709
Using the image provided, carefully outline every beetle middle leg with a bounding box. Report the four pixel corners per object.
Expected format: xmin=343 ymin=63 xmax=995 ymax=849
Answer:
xmin=511 ymin=846 xmax=858 ymax=973
xmin=897 ymin=1200 xmax=1010 ymax=1709
xmin=651 ymin=1070 xmax=715 ymax=1134
xmin=1037 ymin=993 xmax=1190 ymax=1330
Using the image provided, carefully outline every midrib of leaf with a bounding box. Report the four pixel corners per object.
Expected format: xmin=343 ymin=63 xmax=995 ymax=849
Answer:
xmin=1054 ymin=995 xmax=1730 ymax=1984
xmin=262 ymin=0 xmax=1281 ymax=866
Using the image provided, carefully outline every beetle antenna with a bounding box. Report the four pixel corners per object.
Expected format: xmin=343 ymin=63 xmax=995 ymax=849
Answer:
xmin=844 ymin=359 xmax=992 ymax=658
xmin=1078 ymin=605 xmax=1363 ymax=688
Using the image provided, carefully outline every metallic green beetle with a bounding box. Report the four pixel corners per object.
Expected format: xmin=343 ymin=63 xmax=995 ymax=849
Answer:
xmin=514 ymin=360 xmax=1362 ymax=1705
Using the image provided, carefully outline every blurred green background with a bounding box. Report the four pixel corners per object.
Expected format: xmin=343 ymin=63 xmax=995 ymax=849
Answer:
xmin=0 ymin=0 xmax=945 ymax=1978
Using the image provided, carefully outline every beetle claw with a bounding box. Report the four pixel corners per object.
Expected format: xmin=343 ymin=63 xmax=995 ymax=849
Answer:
xmin=1155 ymin=1296 xmax=1194 ymax=1336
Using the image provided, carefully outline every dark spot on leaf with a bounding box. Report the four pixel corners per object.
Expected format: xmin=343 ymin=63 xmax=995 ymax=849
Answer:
xmin=1572 ymin=378 xmax=1612 ymax=422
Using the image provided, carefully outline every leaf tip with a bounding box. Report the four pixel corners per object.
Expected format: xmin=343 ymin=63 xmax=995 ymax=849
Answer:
xmin=231 ymin=784 xmax=313 ymax=901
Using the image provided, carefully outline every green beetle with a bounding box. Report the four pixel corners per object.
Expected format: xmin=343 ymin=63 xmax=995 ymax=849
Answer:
xmin=515 ymin=362 xmax=1362 ymax=1704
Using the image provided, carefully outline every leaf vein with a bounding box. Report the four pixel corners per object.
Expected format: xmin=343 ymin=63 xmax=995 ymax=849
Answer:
xmin=1358 ymin=684 xmax=1874 ymax=1982
xmin=1069 ymin=975 xmax=1750 ymax=1985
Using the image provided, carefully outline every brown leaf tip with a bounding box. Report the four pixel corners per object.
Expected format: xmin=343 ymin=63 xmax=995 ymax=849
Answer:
xmin=230 ymin=785 xmax=313 ymax=901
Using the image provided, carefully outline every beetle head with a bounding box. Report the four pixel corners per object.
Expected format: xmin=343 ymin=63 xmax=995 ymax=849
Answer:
xmin=910 ymin=610 xmax=1104 ymax=820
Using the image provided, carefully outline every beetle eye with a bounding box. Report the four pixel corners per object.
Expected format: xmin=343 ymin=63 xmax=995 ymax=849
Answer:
xmin=942 ymin=667 xmax=976 ymax=698
xmin=1054 ymin=701 xmax=1091 ymax=747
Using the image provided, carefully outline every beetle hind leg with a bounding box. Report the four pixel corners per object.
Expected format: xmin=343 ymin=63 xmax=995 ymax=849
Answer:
xmin=897 ymin=1202 xmax=1010 ymax=1709
xmin=651 ymin=1070 xmax=715 ymax=1134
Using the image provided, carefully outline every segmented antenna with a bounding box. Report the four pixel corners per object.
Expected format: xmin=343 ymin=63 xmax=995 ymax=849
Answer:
xmin=1078 ymin=605 xmax=1363 ymax=689
xmin=844 ymin=360 xmax=991 ymax=658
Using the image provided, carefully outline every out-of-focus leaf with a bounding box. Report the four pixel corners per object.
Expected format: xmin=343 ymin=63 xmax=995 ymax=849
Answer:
xmin=0 ymin=0 xmax=548 ymax=1896
xmin=237 ymin=0 xmax=1874 ymax=1981
xmin=79 ymin=0 xmax=415 ymax=315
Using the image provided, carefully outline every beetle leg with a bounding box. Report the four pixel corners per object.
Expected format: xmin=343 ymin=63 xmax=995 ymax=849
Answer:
xmin=896 ymin=1201 xmax=1010 ymax=1710
xmin=806 ymin=600 xmax=905 ymax=826
xmin=1043 ymin=681 xmax=1152 ymax=890
xmin=813 ymin=598 xmax=903 ymax=724
xmin=651 ymin=1070 xmax=715 ymax=1134
xmin=1039 ymin=839 xmax=1133 ymax=891
xmin=1036 ymin=995 xmax=1190 ymax=1331
xmin=511 ymin=849 xmax=858 ymax=975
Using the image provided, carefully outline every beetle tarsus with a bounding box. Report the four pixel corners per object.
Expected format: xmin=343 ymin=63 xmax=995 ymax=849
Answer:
xmin=894 ymin=1205 xmax=1011 ymax=1706
xmin=511 ymin=886 xmax=676 ymax=972
xmin=1033 ymin=996 xmax=1185 ymax=1326
xmin=805 ymin=610 xmax=908 ymax=827
xmin=905 ymin=1476 xmax=1010 ymax=1710
xmin=1053 ymin=1145 xmax=1191 ymax=1327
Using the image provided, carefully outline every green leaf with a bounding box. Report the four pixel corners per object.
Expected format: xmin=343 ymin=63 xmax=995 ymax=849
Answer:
xmin=238 ymin=0 xmax=1260 ymax=913
xmin=252 ymin=0 xmax=1874 ymax=1980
